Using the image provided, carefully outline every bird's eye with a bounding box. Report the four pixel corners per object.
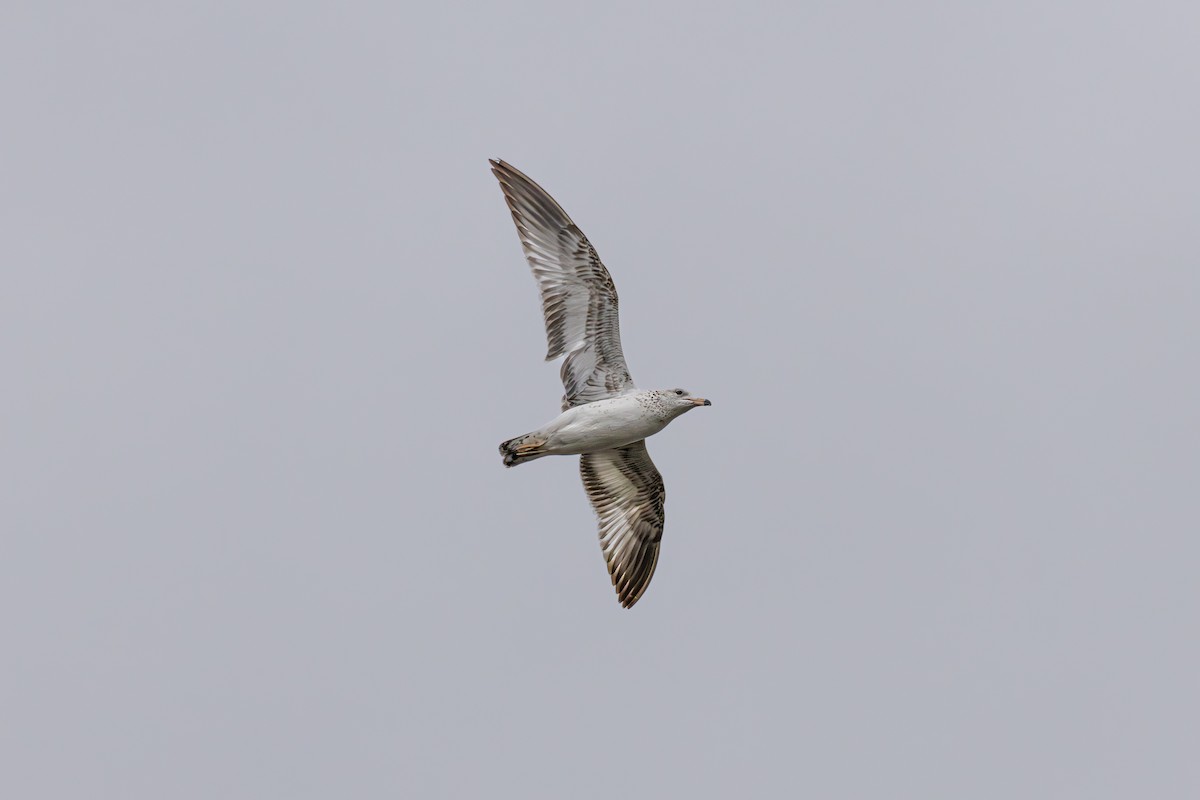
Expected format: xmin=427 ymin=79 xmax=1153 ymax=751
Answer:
xmin=675 ymin=390 xmax=684 ymax=396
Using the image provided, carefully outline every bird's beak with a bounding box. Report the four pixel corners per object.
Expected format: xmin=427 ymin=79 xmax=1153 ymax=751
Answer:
xmin=691 ymin=398 xmax=712 ymax=407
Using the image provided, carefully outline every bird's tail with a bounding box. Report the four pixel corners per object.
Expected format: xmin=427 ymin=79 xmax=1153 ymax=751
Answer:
xmin=499 ymin=433 xmax=549 ymax=468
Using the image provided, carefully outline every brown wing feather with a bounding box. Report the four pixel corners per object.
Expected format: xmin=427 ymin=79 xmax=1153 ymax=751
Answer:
xmin=490 ymin=159 xmax=636 ymax=408
xmin=579 ymin=441 xmax=666 ymax=608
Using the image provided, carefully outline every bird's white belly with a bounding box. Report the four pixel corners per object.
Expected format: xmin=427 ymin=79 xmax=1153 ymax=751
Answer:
xmin=541 ymin=397 xmax=666 ymax=454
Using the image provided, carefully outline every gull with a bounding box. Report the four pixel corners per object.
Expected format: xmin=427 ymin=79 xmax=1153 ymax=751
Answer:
xmin=490 ymin=159 xmax=711 ymax=608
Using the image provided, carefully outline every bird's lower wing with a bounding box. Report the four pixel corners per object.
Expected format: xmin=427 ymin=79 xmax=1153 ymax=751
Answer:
xmin=579 ymin=441 xmax=665 ymax=608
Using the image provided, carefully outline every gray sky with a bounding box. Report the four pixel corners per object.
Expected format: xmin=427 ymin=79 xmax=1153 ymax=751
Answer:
xmin=3 ymin=2 xmax=1198 ymax=797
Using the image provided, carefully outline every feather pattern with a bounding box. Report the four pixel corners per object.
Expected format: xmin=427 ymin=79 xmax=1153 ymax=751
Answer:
xmin=579 ymin=440 xmax=666 ymax=608
xmin=490 ymin=159 xmax=635 ymax=409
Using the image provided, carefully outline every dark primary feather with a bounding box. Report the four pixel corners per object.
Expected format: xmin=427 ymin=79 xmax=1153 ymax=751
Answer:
xmin=489 ymin=159 xmax=636 ymax=409
xmin=579 ymin=440 xmax=666 ymax=608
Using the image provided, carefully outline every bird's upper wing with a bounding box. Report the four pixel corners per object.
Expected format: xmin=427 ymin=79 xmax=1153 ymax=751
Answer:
xmin=579 ymin=440 xmax=665 ymax=608
xmin=490 ymin=159 xmax=635 ymax=409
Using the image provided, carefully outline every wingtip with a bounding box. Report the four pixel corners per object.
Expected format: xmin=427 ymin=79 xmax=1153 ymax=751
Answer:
xmin=616 ymin=581 xmax=647 ymax=608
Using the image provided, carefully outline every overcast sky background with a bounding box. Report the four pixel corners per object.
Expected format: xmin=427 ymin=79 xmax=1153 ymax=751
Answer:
xmin=3 ymin=2 xmax=1198 ymax=797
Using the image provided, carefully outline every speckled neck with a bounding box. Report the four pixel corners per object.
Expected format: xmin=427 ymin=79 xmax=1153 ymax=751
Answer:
xmin=636 ymin=391 xmax=682 ymax=422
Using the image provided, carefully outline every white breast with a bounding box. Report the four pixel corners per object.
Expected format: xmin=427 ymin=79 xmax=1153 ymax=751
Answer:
xmin=541 ymin=395 xmax=668 ymax=455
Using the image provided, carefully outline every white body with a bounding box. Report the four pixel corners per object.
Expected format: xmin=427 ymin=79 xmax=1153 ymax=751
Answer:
xmin=490 ymin=159 xmax=712 ymax=607
xmin=534 ymin=393 xmax=680 ymax=455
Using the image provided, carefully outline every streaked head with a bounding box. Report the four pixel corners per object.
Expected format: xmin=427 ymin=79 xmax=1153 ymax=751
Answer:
xmin=661 ymin=388 xmax=712 ymax=412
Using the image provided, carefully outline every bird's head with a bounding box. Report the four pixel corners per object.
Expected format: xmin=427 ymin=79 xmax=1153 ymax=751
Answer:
xmin=659 ymin=388 xmax=712 ymax=416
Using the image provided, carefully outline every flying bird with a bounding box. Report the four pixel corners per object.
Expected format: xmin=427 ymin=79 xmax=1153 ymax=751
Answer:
xmin=490 ymin=159 xmax=711 ymax=608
